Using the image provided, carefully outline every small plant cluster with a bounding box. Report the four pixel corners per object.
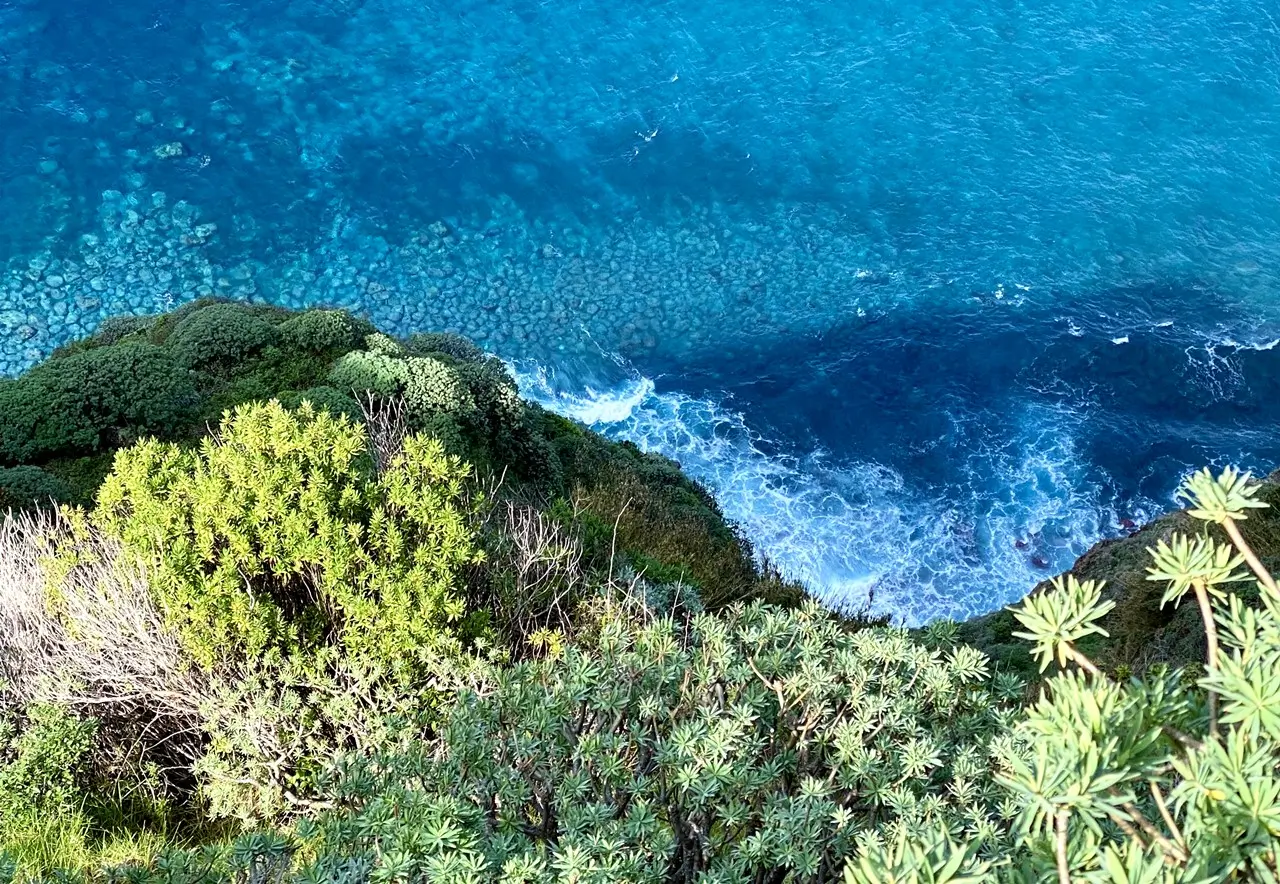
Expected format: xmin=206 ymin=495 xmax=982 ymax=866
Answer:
xmin=860 ymin=467 xmax=1280 ymax=882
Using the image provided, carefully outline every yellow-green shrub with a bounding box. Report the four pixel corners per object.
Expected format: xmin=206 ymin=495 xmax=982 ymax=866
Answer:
xmin=93 ymin=400 xmax=484 ymax=676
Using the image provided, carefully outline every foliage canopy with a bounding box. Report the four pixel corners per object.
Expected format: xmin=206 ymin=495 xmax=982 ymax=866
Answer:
xmin=93 ymin=399 xmax=483 ymax=675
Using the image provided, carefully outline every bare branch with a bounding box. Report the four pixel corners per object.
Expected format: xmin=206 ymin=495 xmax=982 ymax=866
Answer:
xmin=488 ymin=502 xmax=586 ymax=650
xmin=0 ymin=509 xmax=211 ymax=765
xmin=354 ymin=390 xmax=409 ymax=475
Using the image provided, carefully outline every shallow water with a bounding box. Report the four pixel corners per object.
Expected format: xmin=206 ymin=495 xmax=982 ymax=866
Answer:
xmin=3 ymin=0 xmax=1280 ymax=621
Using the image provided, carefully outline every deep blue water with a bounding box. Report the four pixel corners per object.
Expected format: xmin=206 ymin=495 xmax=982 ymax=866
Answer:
xmin=3 ymin=0 xmax=1280 ymax=621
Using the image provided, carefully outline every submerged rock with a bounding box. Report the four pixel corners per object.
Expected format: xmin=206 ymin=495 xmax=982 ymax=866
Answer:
xmin=153 ymin=142 xmax=187 ymax=160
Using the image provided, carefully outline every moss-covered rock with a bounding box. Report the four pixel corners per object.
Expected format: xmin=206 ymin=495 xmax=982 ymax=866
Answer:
xmin=530 ymin=408 xmax=807 ymax=610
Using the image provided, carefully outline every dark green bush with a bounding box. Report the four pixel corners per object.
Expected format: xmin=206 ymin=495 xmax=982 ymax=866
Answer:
xmin=0 ymin=342 xmax=198 ymax=464
xmin=145 ymin=298 xmax=227 ymax=345
xmin=38 ymin=453 xmax=117 ymax=507
xmin=277 ymin=310 xmax=370 ymax=355
xmin=407 ymin=331 xmax=487 ymax=364
xmin=166 ymin=304 xmax=279 ymax=372
xmin=0 ymin=467 xmax=74 ymax=511
xmin=92 ymin=315 xmax=157 ymax=347
xmin=275 ymin=386 xmax=360 ymax=420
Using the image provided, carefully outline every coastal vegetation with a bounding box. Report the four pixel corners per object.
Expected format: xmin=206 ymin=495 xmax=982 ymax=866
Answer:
xmin=1 ymin=303 xmax=1277 ymax=882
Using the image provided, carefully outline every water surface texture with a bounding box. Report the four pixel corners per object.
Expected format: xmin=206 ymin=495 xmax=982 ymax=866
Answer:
xmin=3 ymin=0 xmax=1280 ymax=621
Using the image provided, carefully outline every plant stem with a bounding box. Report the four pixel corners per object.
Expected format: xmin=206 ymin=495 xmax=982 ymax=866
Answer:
xmin=1120 ymin=800 xmax=1188 ymax=864
xmin=1192 ymin=581 xmax=1219 ymax=739
xmin=1063 ymin=644 xmax=1104 ymax=679
xmin=1161 ymin=725 xmax=1204 ymax=753
xmin=1055 ymin=809 xmax=1071 ymax=884
xmin=1222 ymin=517 xmax=1277 ymax=595
xmin=1150 ymin=781 xmax=1187 ymax=854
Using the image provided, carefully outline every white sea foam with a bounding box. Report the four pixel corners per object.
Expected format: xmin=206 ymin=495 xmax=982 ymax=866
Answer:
xmin=515 ymin=361 xmax=1129 ymax=624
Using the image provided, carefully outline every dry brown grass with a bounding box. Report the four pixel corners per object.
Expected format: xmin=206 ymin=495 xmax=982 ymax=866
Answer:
xmin=0 ymin=508 xmax=211 ymax=769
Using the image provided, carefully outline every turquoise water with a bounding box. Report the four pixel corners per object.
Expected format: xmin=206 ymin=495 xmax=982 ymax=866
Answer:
xmin=3 ymin=0 xmax=1280 ymax=621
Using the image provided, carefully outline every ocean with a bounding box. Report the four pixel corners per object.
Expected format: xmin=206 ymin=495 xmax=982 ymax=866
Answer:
xmin=3 ymin=0 xmax=1279 ymax=622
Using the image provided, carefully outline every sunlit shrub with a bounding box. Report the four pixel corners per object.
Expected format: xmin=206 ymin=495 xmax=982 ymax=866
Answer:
xmin=93 ymin=400 xmax=484 ymax=675
xmin=0 ymin=705 xmax=96 ymax=833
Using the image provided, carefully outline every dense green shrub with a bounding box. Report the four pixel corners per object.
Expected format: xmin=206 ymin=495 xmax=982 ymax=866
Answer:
xmin=328 ymin=350 xmax=478 ymax=420
xmin=91 ymin=315 xmax=157 ymax=347
xmin=93 ymin=399 xmax=484 ymax=675
xmin=166 ymin=303 xmax=279 ymax=372
xmin=0 ymin=342 xmax=198 ymax=463
xmin=274 ymin=386 xmax=360 ymax=419
xmin=407 ymin=331 xmax=487 ymax=364
xmin=0 ymin=467 xmax=73 ymax=511
xmin=326 ymin=341 xmax=561 ymax=486
xmin=292 ymin=599 xmax=1021 ymax=883
xmin=146 ymin=298 xmax=226 ymax=345
xmin=326 ymin=349 xmax=400 ymax=398
xmin=190 ymin=651 xmax=479 ymax=825
xmin=276 ymin=310 xmax=369 ymax=355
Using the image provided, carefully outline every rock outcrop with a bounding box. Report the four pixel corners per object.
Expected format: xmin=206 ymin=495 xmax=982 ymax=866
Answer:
xmin=957 ymin=470 xmax=1280 ymax=678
